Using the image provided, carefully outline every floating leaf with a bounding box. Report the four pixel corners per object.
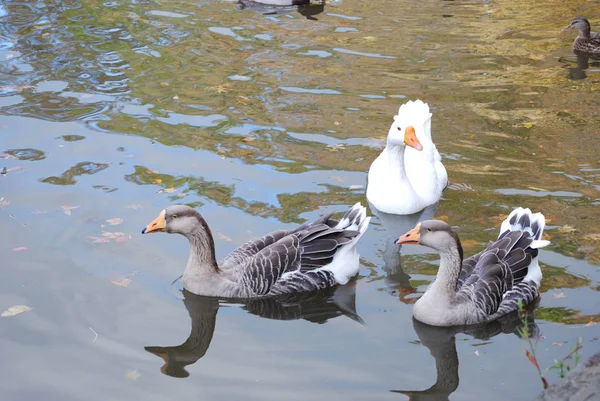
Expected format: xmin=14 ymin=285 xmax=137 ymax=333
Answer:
xmin=115 ymin=235 xmax=131 ymax=243
xmin=217 ymin=233 xmax=233 ymax=242
xmin=110 ymin=277 xmax=132 ymax=287
xmin=553 ymin=292 xmax=566 ymax=299
xmin=146 ymin=169 xmax=159 ymax=174
xmin=88 ymin=231 xmax=128 ymax=243
xmin=105 ymin=218 xmax=123 ymax=225
xmin=0 ymin=198 xmax=10 ymax=207
xmin=8 ymin=166 xmax=24 ymax=172
xmin=151 ymin=178 xmax=163 ymax=184
xmin=61 ymin=204 xmax=80 ymax=216
xmin=1 ymin=167 xmax=6 ymax=176
xmin=242 ymin=136 xmax=256 ymax=142
xmin=12 ymin=247 xmax=27 ymax=252
xmin=524 ymin=122 xmax=533 ymax=129
xmin=157 ymin=187 xmax=176 ymax=194
xmin=1 ymin=305 xmax=32 ymax=317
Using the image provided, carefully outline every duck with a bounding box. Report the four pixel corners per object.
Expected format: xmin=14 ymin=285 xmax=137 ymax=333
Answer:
xmin=366 ymin=100 xmax=448 ymax=216
xmin=396 ymin=207 xmax=550 ymax=326
xmin=562 ymin=17 xmax=600 ymax=54
xmin=142 ymin=203 xmax=370 ymax=298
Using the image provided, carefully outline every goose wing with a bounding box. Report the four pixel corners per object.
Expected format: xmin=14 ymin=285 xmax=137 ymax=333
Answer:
xmin=219 ymin=212 xmax=336 ymax=270
xmin=237 ymin=234 xmax=302 ymax=296
xmin=457 ymin=230 xmax=537 ymax=317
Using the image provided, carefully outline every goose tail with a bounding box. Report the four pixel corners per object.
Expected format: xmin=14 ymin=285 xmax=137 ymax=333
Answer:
xmin=326 ymin=203 xmax=370 ymax=284
xmin=499 ymin=207 xmax=551 ymax=249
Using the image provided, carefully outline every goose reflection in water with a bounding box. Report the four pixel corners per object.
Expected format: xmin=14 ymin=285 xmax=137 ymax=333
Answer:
xmin=145 ymin=281 xmax=363 ymax=378
xmin=237 ymin=0 xmax=326 ymax=21
xmin=391 ymin=306 xmax=539 ymax=400
xmin=369 ymin=202 xmax=439 ymax=304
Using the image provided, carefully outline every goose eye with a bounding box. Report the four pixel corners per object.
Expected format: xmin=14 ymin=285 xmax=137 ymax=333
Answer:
xmin=172 ymin=215 xmax=178 ymax=219
xmin=397 ymin=127 xmax=402 ymax=131
xmin=427 ymin=228 xmax=432 ymax=232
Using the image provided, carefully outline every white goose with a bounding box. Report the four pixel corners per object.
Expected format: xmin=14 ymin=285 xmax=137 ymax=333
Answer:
xmin=366 ymin=100 xmax=447 ymax=215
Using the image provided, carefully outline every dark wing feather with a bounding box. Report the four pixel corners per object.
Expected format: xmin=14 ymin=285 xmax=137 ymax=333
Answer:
xmin=220 ymin=212 xmax=339 ymax=270
xmin=238 ymin=235 xmax=301 ymax=296
xmin=219 ymin=229 xmax=294 ymax=270
xmin=296 ymin=224 xmax=358 ymax=271
xmin=457 ymin=230 xmax=537 ymax=318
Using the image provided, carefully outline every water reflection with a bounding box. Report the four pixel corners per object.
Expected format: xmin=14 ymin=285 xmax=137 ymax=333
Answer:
xmin=238 ymin=0 xmax=325 ymax=20
xmin=391 ymin=309 xmax=538 ymax=400
xmin=559 ymin=51 xmax=600 ymax=80
xmin=370 ymin=203 xmax=438 ymax=303
xmin=145 ymin=282 xmax=363 ymax=378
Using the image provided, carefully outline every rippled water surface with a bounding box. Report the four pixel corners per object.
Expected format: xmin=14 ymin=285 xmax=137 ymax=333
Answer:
xmin=1 ymin=0 xmax=599 ymax=400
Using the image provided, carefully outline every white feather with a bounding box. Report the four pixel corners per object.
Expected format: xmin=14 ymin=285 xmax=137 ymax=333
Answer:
xmin=318 ymin=204 xmax=370 ymax=284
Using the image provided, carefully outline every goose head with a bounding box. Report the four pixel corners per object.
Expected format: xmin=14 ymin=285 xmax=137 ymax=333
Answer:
xmin=142 ymin=205 xmax=206 ymax=237
xmin=395 ymin=220 xmax=463 ymax=260
xmin=387 ymin=115 xmax=423 ymax=151
xmin=394 ymin=99 xmax=434 ymax=150
xmin=562 ymin=17 xmax=591 ymax=34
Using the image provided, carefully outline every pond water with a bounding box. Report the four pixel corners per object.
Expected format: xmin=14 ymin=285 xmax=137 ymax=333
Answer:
xmin=1 ymin=0 xmax=599 ymax=400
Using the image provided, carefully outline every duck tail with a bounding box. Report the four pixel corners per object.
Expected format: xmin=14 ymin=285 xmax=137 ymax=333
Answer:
xmin=499 ymin=207 xmax=551 ymax=249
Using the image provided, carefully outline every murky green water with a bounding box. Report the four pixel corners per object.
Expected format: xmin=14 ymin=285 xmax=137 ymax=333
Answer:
xmin=1 ymin=0 xmax=599 ymax=399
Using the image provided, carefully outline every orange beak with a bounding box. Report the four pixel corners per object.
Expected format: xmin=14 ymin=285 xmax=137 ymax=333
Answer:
xmin=403 ymin=126 xmax=423 ymax=151
xmin=142 ymin=210 xmax=166 ymax=234
xmin=396 ymin=223 xmax=421 ymax=245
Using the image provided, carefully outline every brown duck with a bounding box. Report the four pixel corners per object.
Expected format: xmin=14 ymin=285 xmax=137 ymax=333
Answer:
xmin=562 ymin=17 xmax=600 ymax=54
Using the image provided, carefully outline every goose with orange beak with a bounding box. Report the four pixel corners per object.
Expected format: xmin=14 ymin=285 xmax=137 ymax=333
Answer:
xmin=366 ymin=100 xmax=447 ymax=215
xmin=395 ymin=208 xmax=550 ymax=326
xmin=141 ymin=203 xmax=370 ymax=298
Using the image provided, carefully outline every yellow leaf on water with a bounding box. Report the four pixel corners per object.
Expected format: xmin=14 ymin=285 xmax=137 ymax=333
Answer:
xmin=151 ymin=178 xmax=163 ymax=184
xmin=105 ymin=218 xmax=123 ymax=225
xmin=1 ymin=305 xmax=32 ymax=317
